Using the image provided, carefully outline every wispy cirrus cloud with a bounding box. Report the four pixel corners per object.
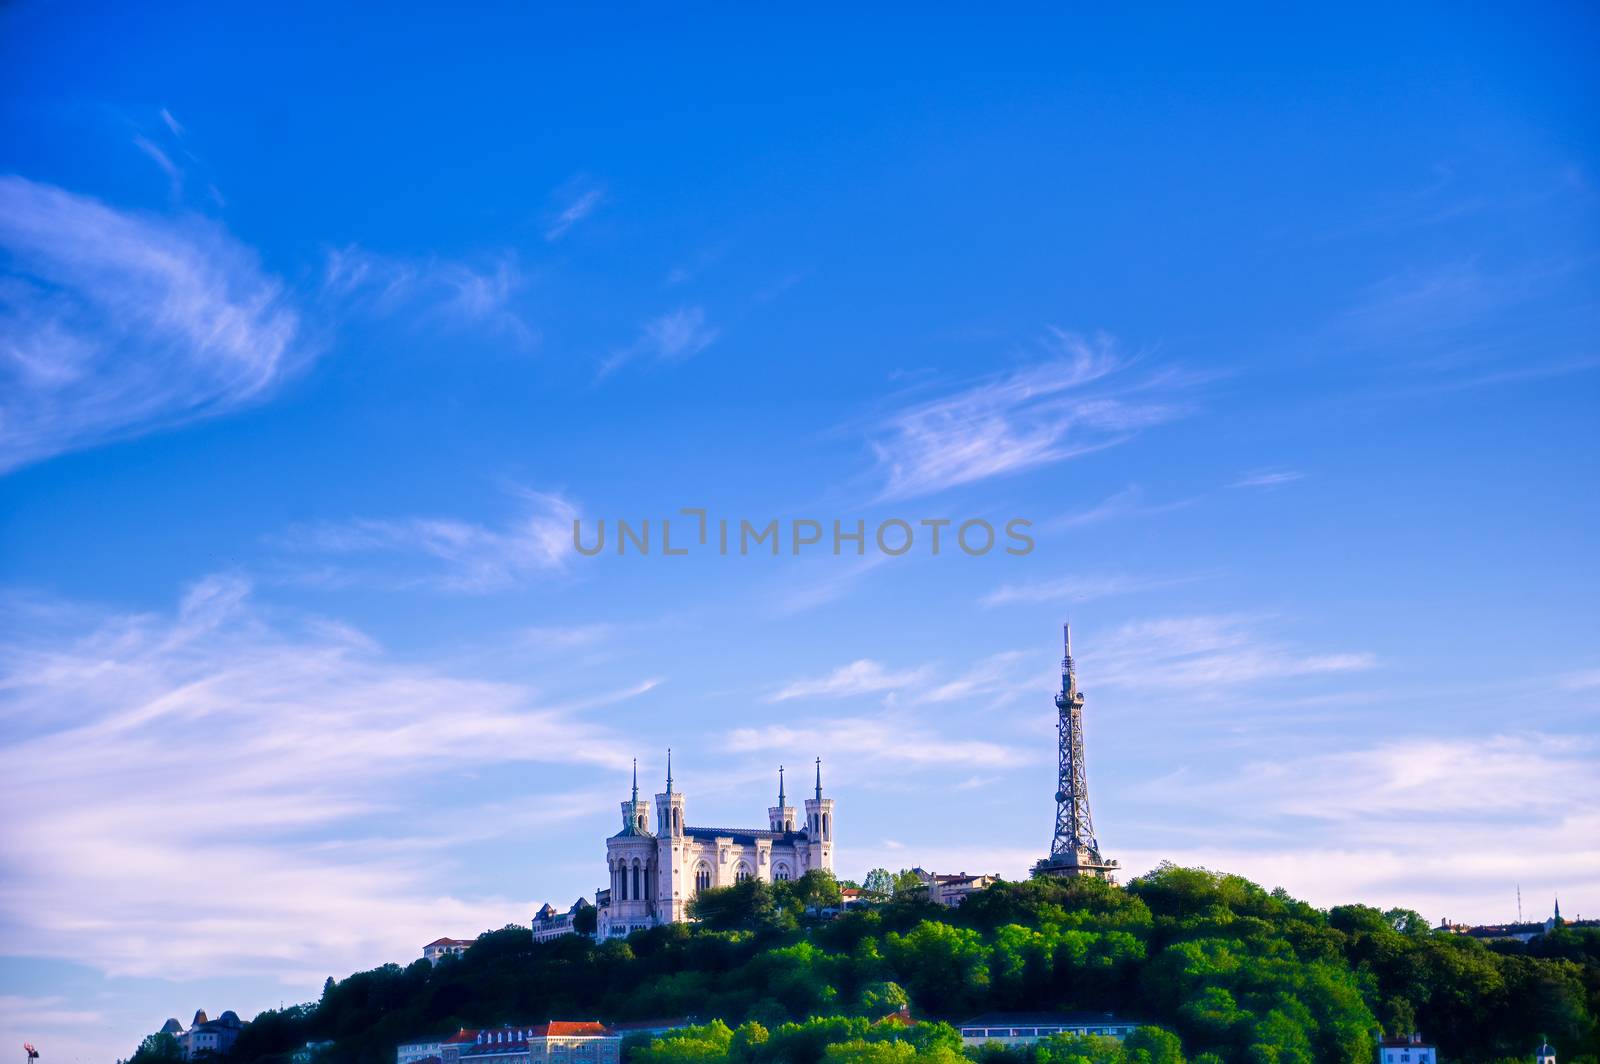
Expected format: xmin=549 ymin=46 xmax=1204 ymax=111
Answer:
xmin=868 ymin=331 xmax=1194 ymax=502
xmin=544 ymin=179 xmax=605 ymax=242
xmin=767 ymin=659 xmax=932 ymax=702
xmin=0 ymin=175 xmax=307 ymax=473
xmin=278 ymin=489 xmax=580 ymax=592
xmin=726 ymin=716 xmax=1023 ymax=769
xmin=1230 ymin=469 xmax=1304 ymax=489
xmin=599 ymin=306 xmax=719 ymax=379
xmin=981 ymin=571 xmax=1196 ymax=609
xmin=767 ymin=650 xmax=1035 ymax=711
xmin=1043 ymin=485 xmax=1196 ymax=531
xmin=1088 ymin=614 xmax=1376 ymax=695
xmin=0 ymin=576 xmax=640 ymax=983
xmin=322 ymin=244 xmax=536 ymax=344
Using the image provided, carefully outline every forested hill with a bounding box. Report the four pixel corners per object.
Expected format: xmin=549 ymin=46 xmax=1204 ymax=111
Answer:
xmin=133 ymin=865 xmax=1600 ymax=1064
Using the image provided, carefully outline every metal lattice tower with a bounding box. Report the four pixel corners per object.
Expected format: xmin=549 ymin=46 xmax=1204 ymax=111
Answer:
xmin=1037 ymin=623 xmax=1117 ymax=880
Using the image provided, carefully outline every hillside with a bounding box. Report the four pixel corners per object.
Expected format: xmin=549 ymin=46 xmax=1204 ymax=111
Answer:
xmin=131 ymin=865 xmax=1600 ymax=1064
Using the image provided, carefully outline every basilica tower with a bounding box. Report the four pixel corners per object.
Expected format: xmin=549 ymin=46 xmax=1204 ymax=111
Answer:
xmin=804 ymin=758 xmax=834 ymax=873
xmin=769 ymin=766 xmax=796 ymax=832
xmin=654 ymin=749 xmax=689 ymax=923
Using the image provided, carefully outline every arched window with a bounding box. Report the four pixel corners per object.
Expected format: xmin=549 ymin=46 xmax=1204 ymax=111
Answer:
xmin=735 ymin=862 xmax=753 ymax=883
xmin=632 ymin=861 xmax=641 ymax=900
xmin=823 ymin=813 xmax=830 ymax=839
xmin=775 ymin=864 xmax=791 ymax=881
xmin=694 ymin=863 xmax=712 ymax=893
xmin=617 ymin=861 xmax=627 ymax=901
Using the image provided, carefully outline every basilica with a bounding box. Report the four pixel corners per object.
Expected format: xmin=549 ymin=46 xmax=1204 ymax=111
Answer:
xmin=596 ymin=754 xmax=835 ymax=938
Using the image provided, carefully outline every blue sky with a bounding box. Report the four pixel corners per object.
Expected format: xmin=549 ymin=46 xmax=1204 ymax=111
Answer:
xmin=2 ymin=4 xmax=1598 ymax=1061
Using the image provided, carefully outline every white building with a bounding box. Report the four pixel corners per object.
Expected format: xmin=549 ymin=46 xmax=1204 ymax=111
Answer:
xmin=913 ymin=868 xmax=1001 ymax=907
xmin=956 ymin=1013 xmax=1142 ymax=1047
xmin=160 ymin=1010 xmax=244 ymax=1060
xmin=445 ymin=1023 xmax=618 ymax=1064
xmin=1378 ymin=1034 xmax=1437 ymax=1064
xmin=397 ymin=1040 xmax=443 ymax=1064
xmin=597 ymin=755 xmax=834 ymax=938
xmin=531 ymin=899 xmax=590 ymax=943
xmin=422 ymin=937 xmax=474 ymax=963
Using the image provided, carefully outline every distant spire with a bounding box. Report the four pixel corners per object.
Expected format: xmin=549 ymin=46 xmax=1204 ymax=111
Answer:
xmin=666 ymin=747 xmax=673 ymax=795
xmin=815 ymin=756 xmax=823 ymax=801
xmin=1062 ymin=622 xmax=1075 ymax=679
xmin=1555 ymin=896 xmax=1562 ymax=922
xmin=778 ymin=764 xmax=786 ymax=807
xmin=631 ymin=758 xmax=638 ymax=804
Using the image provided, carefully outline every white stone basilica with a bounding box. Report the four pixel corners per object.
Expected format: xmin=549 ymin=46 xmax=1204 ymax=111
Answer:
xmin=596 ymin=753 xmax=835 ymax=938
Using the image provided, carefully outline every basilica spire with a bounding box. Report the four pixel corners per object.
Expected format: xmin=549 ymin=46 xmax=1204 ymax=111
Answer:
xmin=778 ymin=764 xmax=786 ymax=807
xmin=666 ymin=747 xmax=673 ymax=795
xmin=631 ymin=758 xmax=638 ymax=804
xmin=815 ymin=756 xmax=823 ymax=801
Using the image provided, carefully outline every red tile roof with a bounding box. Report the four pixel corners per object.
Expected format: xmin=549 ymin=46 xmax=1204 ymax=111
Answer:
xmin=444 ymin=1030 xmax=479 ymax=1044
xmin=425 ymin=937 xmax=474 ymax=948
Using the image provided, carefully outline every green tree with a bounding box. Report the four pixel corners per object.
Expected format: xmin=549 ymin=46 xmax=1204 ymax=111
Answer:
xmin=632 ymin=1020 xmax=734 ymax=1064
xmin=863 ymin=869 xmax=896 ymax=897
xmin=798 ymin=869 xmax=844 ymax=911
xmin=688 ymin=879 xmax=781 ymax=931
xmin=128 ymin=1033 xmax=184 ymax=1064
xmin=855 ymin=980 xmax=909 ymax=1018
xmin=822 ymin=1039 xmax=916 ymax=1064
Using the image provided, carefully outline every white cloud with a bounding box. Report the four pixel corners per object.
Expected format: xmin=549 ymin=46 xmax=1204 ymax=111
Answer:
xmin=1557 ymin=669 xmax=1600 ymax=691
xmin=726 ymin=716 xmax=1023 ymax=769
xmin=981 ymin=572 xmax=1191 ymax=608
xmin=924 ymin=651 xmax=1033 ymax=706
xmin=0 ymin=577 xmax=639 ymax=983
xmin=599 ymin=306 xmax=719 ymax=378
xmin=765 ymin=650 xmax=1034 ymax=711
xmin=280 ymin=489 xmax=580 ymax=592
xmin=1230 ymin=469 xmax=1304 ymax=489
xmin=1043 ymin=485 xmax=1195 ymax=530
xmin=845 ymin=732 xmax=1599 ymax=923
xmin=1121 ymin=732 xmax=1600 ymax=923
xmin=0 ymin=176 xmax=306 ymax=472
xmin=768 ymin=659 xmax=930 ymax=702
xmin=133 ymin=134 xmax=183 ymax=196
xmin=868 ymin=331 xmax=1192 ymax=501
xmin=322 ymin=244 xmax=535 ymax=344
xmin=544 ymin=183 xmax=605 ymax=241
xmin=1088 ymin=614 xmax=1376 ymax=695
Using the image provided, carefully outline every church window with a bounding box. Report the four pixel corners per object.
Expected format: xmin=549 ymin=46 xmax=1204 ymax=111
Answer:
xmin=632 ymin=862 xmax=641 ymax=899
xmin=775 ymin=865 xmax=791 ymax=881
xmin=695 ymin=864 xmax=711 ymax=892
xmin=823 ymin=813 xmax=830 ymax=838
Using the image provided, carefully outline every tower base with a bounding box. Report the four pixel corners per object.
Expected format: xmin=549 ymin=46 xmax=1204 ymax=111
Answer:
xmin=1033 ymin=851 xmax=1119 ymax=883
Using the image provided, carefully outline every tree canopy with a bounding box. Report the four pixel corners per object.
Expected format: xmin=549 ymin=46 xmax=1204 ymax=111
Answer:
xmin=132 ymin=865 xmax=1600 ymax=1064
